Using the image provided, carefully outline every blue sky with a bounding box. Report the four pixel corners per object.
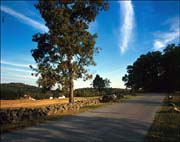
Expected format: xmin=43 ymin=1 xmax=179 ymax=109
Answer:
xmin=1 ymin=0 xmax=180 ymax=88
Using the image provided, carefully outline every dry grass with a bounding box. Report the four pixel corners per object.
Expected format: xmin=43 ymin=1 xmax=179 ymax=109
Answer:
xmin=0 ymin=97 xmax=100 ymax=109
xmin=0 ymin=103 xmax=107 ymax=134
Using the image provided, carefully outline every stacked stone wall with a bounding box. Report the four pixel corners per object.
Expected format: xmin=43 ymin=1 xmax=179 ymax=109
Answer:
xmin=0 ymin=98 xmax=100 ymax=124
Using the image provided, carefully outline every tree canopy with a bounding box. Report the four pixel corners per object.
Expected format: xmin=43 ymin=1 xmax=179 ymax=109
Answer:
xmin=92 ymin=74 xmax=111 ymax=89
xmin=122 ymin=44 xmax=180 ymax=92
xmin=31 ymin=0 xmax=109 ymax=103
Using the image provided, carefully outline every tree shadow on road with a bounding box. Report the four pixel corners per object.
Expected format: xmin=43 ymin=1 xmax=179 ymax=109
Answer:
xmin=1 ymin=115 xmax=150 ymax=142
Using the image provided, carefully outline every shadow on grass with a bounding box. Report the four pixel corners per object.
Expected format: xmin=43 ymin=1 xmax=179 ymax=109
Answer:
xmin=1 ymin=115 xmax=150 ymax=142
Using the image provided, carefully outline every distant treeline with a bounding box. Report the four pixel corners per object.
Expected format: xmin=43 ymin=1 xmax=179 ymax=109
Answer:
xmin=1 ymin=83 xmax=43 ymax=100
xmin=74 ymin=88 xmax=128 ymax=97
xmin=0 ymin=83 xmax=127 ymax=100
xmin=0 ymin=83 xmax=70 ymax=100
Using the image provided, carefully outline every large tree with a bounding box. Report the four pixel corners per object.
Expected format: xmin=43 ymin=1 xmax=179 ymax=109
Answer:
xmin=122 ymin=52 xmax=162 ymax=91
xmin=122 ymin=44 xmax=180 ymax=92
xmin=162 ymin=44 xmax=180 ymax=91
xmin=31 ymin=0 xmax=109 ymax=103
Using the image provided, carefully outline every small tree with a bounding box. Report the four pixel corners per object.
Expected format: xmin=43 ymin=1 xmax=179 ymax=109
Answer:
xmin=31 ymin=0 xmax=109 ymax=103
xmin=93 ymin=74 xmax=105 ymax=89
xmin=92 ymin=74 xmax=111 ymax=89
xmin=104 ymin=78 xmax=111 ymax=88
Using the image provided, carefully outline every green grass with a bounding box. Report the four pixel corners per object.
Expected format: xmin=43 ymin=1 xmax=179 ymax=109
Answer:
xmin=145 ymin=94 xmax=180 ymax=142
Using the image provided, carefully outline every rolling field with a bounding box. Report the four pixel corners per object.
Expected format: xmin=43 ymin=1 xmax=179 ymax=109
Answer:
xmin=0 ymin=97 xmax=99 ymax=109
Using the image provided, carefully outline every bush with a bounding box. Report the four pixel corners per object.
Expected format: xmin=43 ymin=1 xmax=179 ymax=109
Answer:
xmin=74 ymin=88 xmax=127 ymax=97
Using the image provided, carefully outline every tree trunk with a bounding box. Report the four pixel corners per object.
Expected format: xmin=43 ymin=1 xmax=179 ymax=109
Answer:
xmin=68 ymin=55 xmax=74 ymax=103
xmin=69 ymin=69 xmax=74 ymax=103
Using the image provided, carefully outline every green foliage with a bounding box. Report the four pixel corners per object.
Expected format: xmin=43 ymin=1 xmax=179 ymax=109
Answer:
xmin=74 ymin=88 xmax=126 ymax=97
xmin=0 ymin=83 xmax=42 ymax=100
xmin=123 ymin=44 xmax=180 ymax=92
xmin=161 ymin=44 xmax=180 ymax=92
xmin=92 ymin=74 xmax=111 ymax=89
xmin=31 ymin=0 xmax=109 ymax=103
xmin=104 ymin=78 xmax=111 ymax=88
xmin=0 ymin=83 xmax=68 ymax=100
xmin=1 ymin=83 xmax=129 ymax=99
xmin=93 ymin=74 xmax=105 ymax=89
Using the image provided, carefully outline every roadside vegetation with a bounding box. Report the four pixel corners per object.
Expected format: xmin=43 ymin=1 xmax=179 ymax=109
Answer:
xmin=145 ymin=93 xmax=180 ymax=142
xmin=123 ymin=44 xmax=180 ymax=92
xmin=0 ymin=82 xmax=129 ymax=100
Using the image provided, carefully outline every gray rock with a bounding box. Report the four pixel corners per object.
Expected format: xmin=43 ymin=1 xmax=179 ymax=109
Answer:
xmin=101 ymin=94 xmax=118 ymax=102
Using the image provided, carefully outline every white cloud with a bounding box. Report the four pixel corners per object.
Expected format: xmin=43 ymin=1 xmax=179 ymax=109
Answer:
xmin=1 ymin=60 xmax=32 ymax=68
xmin=153 ymin=17 xmax=180 ymax=50
xmin=1 ymin=5 xmax=48 ymax=32
xmin=119 ymin=0 xmax=135 ymax=53
xmin=1 ymin=60 xmax=38 ymax=85
xmin=1 ymin=66 xmax=32 ymax=73
xmin=1 ymin=76 xmax=37 ymax=86
xmin=13 ymin=74 xmax=36 ymax=79
xmin=2 ymin=73 xmax=36 ymax=80
xmin=154 ymin=40 xmax=165 ymax=50
xmin=1 ymin=71 xmax=37 ymax=84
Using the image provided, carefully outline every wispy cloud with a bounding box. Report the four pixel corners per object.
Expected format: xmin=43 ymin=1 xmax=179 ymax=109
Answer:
xmin=1 ymin=76 xmax=36 ymax=85
xmin=1 ymin=65 xmax=37 ymax=85
xmin=1 ymin=73 xmax=36 ymax=80
xmin=119 ymin=0 xmax=135 ymax=53
xmin=1 ymin=66 xmax=32 ymax=73
xmin=1 ymin=5 xmax=48 ymax=32
xmin=153 ymin=17 xmax=180 ymax=50
xmin=1 ymin=75 xmax=37 ymax=86
xmin=1 ymin=60 xmax=31 ymax=68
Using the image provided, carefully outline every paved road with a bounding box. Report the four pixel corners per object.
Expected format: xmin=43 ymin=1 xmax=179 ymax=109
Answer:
xmin=1 ymin=93 xmax=164 ymax=142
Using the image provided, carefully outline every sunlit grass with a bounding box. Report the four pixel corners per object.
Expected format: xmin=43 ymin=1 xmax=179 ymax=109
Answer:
xmin=0 ymin=97 xmax=100 ymax=109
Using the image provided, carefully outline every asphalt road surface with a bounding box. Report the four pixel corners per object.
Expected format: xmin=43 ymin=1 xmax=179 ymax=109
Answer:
xmin=1 ymin=93 xmax=164 ymax=142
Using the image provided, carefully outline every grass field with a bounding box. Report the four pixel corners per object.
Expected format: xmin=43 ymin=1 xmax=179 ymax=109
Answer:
xmin=0 ymin=97 xmax=100 ymax=109
xmin=145 ymin=93 xmax=180 ymax=142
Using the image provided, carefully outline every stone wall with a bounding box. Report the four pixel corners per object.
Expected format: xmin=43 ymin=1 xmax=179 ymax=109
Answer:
xmin=0 ymin=98 xmax=100 ymax=125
